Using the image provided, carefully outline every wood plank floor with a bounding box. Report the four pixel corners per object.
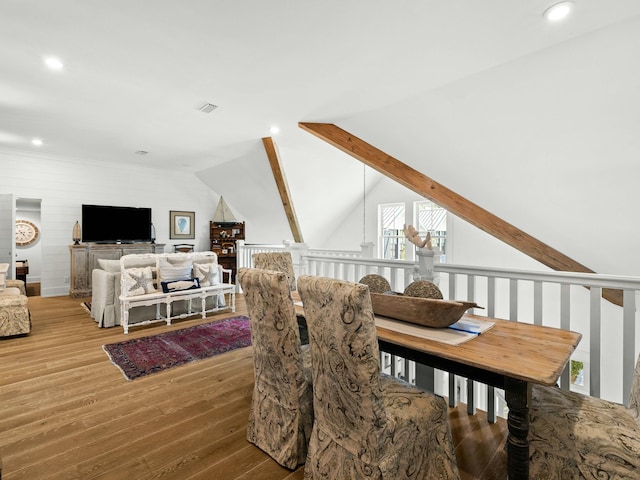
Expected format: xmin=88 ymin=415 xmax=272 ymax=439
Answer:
xmin=0 ymin=294 xmax=507 ymax=479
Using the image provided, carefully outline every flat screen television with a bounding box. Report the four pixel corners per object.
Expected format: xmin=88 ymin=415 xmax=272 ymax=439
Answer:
xmin=82 ymin=204 xmax=152 ymax=243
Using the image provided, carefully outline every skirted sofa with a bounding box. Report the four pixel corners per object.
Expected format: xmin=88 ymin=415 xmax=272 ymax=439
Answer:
xmin=91 ymin=251 xmax=229 ymax=329
xmin=0 ymin=280 xmax=30 ymax=337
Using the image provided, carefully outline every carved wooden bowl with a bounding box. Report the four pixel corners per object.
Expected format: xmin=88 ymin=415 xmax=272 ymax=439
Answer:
xmin=370 ymin=292 xmax=480 ymax=328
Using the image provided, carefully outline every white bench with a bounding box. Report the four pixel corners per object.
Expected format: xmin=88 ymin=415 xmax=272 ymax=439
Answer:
xmin=119 ymin=252 xmax=236 ymax=334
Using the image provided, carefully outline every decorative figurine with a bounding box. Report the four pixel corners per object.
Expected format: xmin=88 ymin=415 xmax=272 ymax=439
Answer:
xmin=403 ymin=224 xmax=433 ymax=250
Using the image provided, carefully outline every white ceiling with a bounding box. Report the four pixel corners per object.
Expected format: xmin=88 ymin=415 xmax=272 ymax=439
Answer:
xmin=3 ymin=0 xmax=640 ymax=172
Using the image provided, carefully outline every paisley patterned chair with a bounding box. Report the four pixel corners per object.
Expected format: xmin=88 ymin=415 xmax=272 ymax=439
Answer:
xmin=0 ymin=287 xmax=30 ymax=337
xmin=238 ymin=267 xmax=313 ymax=469
xmin=297 ymin=275 xmax=460 ymax=480
xmin=529 ymin=353 xmax=640 ymax=479
xmin=252 ymin=252 xmax=296 ymax=291
xmin=252 ymin=251 xmax=309 ymax=344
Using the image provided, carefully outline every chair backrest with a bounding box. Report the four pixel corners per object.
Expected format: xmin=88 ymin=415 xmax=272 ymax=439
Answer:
xmin=238 ymin=268 xmax=306 ymax=405
xmin=252 ymin=252 xmax=296 ymax=291
xmin=297 ymin=275 xmax=387 ymax=455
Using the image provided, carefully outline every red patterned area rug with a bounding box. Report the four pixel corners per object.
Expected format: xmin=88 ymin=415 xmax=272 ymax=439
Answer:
xmin=103 ymin=316 xmax=251 ymax=380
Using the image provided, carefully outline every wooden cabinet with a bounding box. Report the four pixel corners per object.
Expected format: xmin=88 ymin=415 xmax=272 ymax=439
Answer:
xmin=69 ymin=243 xmax=165 ymax=298
xmin=210 ymin=222 xmax=245 ymax=281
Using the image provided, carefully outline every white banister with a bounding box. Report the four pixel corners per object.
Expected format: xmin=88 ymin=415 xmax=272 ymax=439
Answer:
xmin=303 ymin=254 xmax=416 ymax=291
xmin=436 ymin=263 xmax=640 ymax=406
xmin=236 ymin=243 xmax=640 ymax=411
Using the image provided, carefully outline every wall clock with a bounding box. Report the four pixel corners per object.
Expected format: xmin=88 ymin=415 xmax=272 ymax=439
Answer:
xmin=16 ymin=219 xmax=39 ymax=246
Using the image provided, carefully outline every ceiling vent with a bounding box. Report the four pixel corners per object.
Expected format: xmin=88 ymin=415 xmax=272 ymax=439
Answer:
xmin=197 ymin=102 xmax=218 ymax=114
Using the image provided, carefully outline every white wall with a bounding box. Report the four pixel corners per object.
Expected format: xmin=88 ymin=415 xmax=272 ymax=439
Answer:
xmin=0 ymin=150 xmax=219 ymax=296
xmin=334 ymin=16 xmax=640 ymax=278
xmin=196 ymin=130 xmax=379 ymax=248
xmin=321 ymin=169 xmax=421 ymax=253
xmin=2 ymin=17 xmax=639 ymax=301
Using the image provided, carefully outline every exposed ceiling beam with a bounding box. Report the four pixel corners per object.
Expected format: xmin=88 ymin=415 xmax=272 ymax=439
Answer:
xmin=262 ymin=137 xmax=304 ymax=243
xmin=299 ymin=122 xmax=622 ymax=306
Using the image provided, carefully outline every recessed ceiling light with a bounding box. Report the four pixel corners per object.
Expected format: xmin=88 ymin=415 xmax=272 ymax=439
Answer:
xmin=44 ymin=56 xmax=64 ymax=70
xmin=32 ymin=138 xmax=43 ymax=146
xmin=544 ymin=2 xmax=574 ymax=22
xmin=270 ymin=126 xmax=281 ymax=135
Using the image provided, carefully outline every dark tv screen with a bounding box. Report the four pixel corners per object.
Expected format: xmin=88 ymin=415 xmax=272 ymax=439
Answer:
xmin=82 ymin=204 xmax=152 ymax=243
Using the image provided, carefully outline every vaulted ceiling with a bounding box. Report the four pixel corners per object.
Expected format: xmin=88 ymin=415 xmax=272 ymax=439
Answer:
xmin=3 ymin=1 xmax=640 ymax=273
xmin=3 ymin=1 xmax=639 ymax=170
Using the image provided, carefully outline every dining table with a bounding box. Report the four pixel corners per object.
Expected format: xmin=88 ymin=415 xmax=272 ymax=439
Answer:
xmin=293 ymin=297 xmax=582 ymax=480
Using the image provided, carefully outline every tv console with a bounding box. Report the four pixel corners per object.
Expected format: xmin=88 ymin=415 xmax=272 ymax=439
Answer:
xmin=69 ymin=243 xmax=165 ymax=298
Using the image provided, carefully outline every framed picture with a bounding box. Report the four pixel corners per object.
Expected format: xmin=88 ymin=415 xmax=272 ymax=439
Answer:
xmin=170 ymin=211 xmax=195 ymax=239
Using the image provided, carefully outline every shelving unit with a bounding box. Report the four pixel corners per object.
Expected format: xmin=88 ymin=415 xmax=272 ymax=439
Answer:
xmin=210 ymin=221 xmax=245 ymax=281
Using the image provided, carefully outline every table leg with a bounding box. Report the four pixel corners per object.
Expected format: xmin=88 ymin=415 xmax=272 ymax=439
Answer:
xmin=505 ymin=378 xmax=529 ymax=480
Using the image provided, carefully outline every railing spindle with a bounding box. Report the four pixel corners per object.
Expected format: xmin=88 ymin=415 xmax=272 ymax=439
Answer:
xmin=623 ymin=289 xmax=636 ymax=406
xmin=560 ymin=284 xmax=571 ymax=389
xmin=237 ymin=244 xmax=640 ymax=413
xmin=590 ymin=286 xmax=602 ymax=398
xmin=509 ymin=278 xmax=518 ymax=321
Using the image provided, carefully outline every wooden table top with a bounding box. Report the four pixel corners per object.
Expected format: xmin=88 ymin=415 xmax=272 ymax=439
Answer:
xmin=294 ymin=297 xmax=581 ymax=387
xmin=376 ymin=314 xmax=581 ymax=386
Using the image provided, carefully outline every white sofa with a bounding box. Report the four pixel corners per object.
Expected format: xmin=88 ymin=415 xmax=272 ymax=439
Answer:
xmin=91 ymin=251 xmax=232 ymax=330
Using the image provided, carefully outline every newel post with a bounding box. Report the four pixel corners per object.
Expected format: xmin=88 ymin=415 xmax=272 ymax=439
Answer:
xmin=360 ymin=241 xmax=375 ymax=258
xmin=415 ymin=248 xmax=439 ymax=282
xmin=286 ymin=241 xmax=308 ymax=280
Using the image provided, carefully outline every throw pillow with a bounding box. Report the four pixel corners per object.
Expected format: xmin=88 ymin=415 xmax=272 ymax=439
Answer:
xmin=98 ymin=259 xmax=121 ymax=273
xmin=161 ymin=277 xmax=200 ymax=293
xmin=122 ymin=266 xmax=157 ymax=297
xmin=193 ymin=262 xmax=220 ymax=287
xmin=158 ymin=257 xmax=193 ymax=283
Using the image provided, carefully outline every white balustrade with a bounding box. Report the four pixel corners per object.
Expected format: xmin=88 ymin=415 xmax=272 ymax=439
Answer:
xmin=236 ymin=242 xmax=640 ymax=418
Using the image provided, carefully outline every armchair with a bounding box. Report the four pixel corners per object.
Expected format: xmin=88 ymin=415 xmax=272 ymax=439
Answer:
xmin=0 ymin=287 xmax=30 ymax=337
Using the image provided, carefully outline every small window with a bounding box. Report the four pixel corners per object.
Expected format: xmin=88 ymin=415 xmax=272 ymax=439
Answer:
xmin=379 ymin=203 xmax=406 ymax=259
xmin=415 ymin=200 xmax=447 ymax=255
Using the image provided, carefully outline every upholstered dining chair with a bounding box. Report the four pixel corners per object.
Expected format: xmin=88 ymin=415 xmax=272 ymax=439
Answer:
xmin=238 ymin=267 xmax=313 ymax=470
xmin=252 ymin=251 xmax=309 ymax=344
xmin=297 ymin=275 xmax=460 ymax=480
xmin=528 ymin=353 xmax=640 ymax=479
xmin=252 ymin=252 xmax=296 ymax=291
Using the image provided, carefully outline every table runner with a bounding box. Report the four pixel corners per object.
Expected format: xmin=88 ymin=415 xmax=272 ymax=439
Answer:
xmin=375 ymin=315 xmax=495 ymax=346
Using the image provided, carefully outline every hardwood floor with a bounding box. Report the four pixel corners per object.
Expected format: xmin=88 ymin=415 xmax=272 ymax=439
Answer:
xmin=0 ymin=294 xmax=507 ymax=479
